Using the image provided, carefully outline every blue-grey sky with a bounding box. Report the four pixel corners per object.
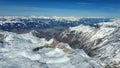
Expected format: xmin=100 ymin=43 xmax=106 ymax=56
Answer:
xmin=0 ymin=0 xmax=120 ymax=17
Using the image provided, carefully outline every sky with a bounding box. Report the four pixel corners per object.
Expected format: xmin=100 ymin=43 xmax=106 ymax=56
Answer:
xmin=0 ymin=0 xmax=120 ymax=17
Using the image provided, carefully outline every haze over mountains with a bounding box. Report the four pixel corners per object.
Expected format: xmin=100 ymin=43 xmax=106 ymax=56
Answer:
xmin=0 ymin=16 xmax=120 ymax=68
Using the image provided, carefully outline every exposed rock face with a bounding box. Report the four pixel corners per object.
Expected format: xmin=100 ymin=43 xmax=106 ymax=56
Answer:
xmin=0 ymin=33 xmax=5 ymax=40
xmin=55 ymin=25 xmax=99 ymax=53
xmin=33 ymin=39 xmax=76 ymax=55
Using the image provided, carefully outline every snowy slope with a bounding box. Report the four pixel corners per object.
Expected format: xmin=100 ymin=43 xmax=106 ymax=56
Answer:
xmin=0 ymin=31 xmax=102 ymax=68
xmin=89 ymin=19 xmax=120 ymax=68
xmin=60 ymin=18 xmax=120 ymax=67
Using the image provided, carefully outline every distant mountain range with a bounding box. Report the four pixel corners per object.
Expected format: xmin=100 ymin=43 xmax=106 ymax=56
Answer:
xmin=0 ymin=16 xmax=111 ymax=33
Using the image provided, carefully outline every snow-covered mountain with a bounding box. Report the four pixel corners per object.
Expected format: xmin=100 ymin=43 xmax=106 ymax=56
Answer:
xmin=0 ymin=16 xmax=111 ymax=33
xmin=0 ymin=16 xmax=120 ymax=68
xmin=57 ymin=18 xmax=120 ymax=68
xmin=0 ymin=31 xmax=102 ymax=68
